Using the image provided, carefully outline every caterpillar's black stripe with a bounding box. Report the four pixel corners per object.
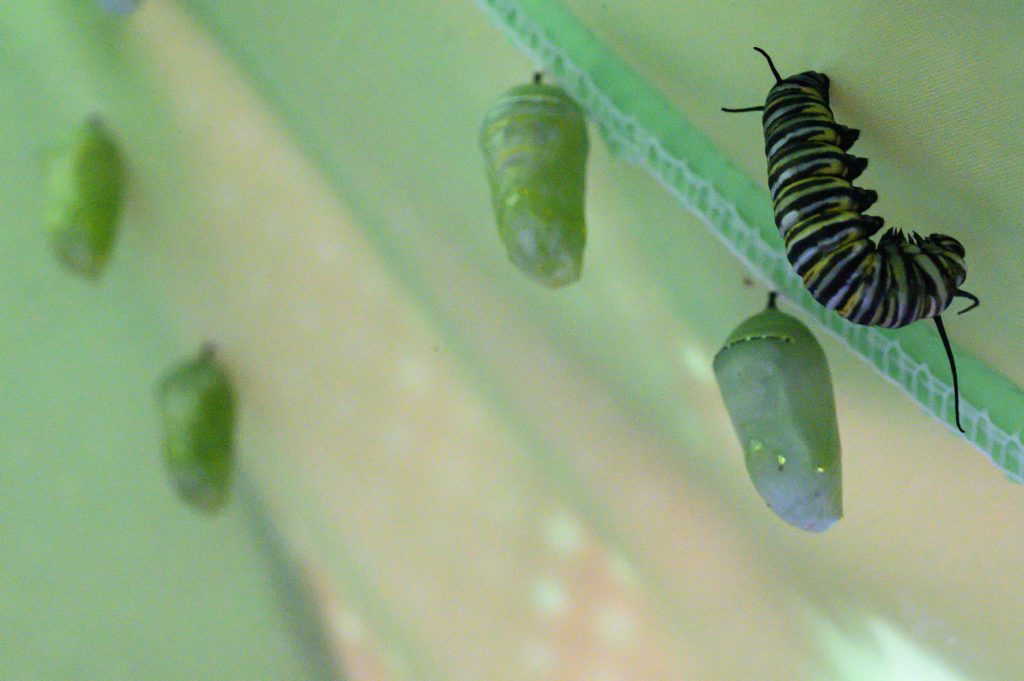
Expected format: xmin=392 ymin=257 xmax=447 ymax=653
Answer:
xmin=723 ymin=48 xmax=978 ymax=433
xmin=767 ymin=144 xmax=868 ymax=196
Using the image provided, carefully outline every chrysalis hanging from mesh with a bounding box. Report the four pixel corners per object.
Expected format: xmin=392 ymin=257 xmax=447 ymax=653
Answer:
xmin=46 ymin=116 xmax=125 ymax=279
xmin=156 ymin=344 xmax=236 ymax=514
xmin=713 ymin=294 xmax=842 ymax=532
xmin=479 ymin=74 xmax=588 ymax=288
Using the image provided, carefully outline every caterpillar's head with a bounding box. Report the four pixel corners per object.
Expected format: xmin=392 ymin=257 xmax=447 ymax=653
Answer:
xmin=885 ymin=231 xmax=966 ymax=276
xmin=923 ymin=233 xmax=966 ymax=259
xmin=878 ymin=230 xmax=968 ymax=317
xmin=922 ymin=234 xmax=968 ymax=289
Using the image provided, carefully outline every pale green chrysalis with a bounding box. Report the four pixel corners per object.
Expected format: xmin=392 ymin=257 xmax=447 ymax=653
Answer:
xmin=479 ymin=74 xmax=588 ymax=288
xmin=46 ymin=116 xmax=125 ymax=279
xmin=156 ymin=344 xmax=236 ymax=514
xmin=713 ymin=294 xmax=842 ymax=532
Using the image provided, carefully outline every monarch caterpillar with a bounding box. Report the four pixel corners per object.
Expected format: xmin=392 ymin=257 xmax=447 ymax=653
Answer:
xmin=714 ymin=294 xmax=842 ymax=532
xmin=156 ymin=344 xmax=236 ymax=513
xmin=479 ymin=73 xmax=588 ymax=288
xmin=723 ymin=48 xmax=979 ymax=432
xmin=46 ymin=116 xmax=125 ymax=279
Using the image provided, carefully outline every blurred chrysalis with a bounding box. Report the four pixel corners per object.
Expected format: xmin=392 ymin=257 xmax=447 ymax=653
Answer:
xmin=156 ymin=344 xmax=236 ymax=514
xmin=713 ymin=294 xmax=842 ymax=532
xmin=479 ymin=74 xmax=588 ymax=287
xmin=46 ymin=116 xmax=124 ymax=279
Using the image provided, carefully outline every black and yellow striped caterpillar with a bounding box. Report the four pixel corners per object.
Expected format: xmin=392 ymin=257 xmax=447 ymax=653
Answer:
xmin=723 ymin=47 xmax=979 ymax=432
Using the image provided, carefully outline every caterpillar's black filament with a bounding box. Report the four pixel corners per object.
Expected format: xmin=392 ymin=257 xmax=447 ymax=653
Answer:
xmin=724 ymin=47 xmax=978 ymax=432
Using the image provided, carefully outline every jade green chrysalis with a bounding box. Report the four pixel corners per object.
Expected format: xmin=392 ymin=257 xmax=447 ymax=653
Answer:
xmin=713 ymin=295 xmax=842 ymax=532
xmin=479 ymin=74 xmax=588 ymax=288
xmin=46 ymin=117 xmax=125 ymax=279
xmin=156 ymin=344 xmax=236 ymax=514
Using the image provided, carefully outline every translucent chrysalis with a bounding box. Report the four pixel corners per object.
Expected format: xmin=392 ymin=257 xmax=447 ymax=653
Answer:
xmin=46 ymin=116 xmax=125 ymax=279
xmin=156 ymin=344 xmax=236 ymax=514
xmin=713 ymin=294 xmax=842 ymax=532
xmin=479 ymin=74 xmax=588 ymax=287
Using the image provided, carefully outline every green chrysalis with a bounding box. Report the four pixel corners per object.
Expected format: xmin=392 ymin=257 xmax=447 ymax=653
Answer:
xmin=156 ymin=344 xmax=236 ymax=514
xmin=479 ymin=74 xmax=588 ymax=288
xmin=46 ymin=116 xmax=125 ymax=279
xmin=713 ymin=294 xmax=842 ymax=532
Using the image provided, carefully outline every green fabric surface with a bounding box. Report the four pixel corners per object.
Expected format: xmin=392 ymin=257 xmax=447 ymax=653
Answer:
xmin=0 ymin=3 xmax=340 ymax=679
